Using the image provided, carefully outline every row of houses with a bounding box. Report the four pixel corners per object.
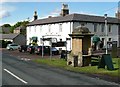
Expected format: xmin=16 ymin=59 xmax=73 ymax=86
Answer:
xmin=0 ymin=24 xmax=26 ymax=46
xmin=0 ymin=33 xmax=26 ymax=45
xmin=26 ymin=4 xmax=120 ymax=51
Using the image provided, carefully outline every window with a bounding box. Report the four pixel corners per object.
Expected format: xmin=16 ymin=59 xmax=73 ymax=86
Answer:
xmin=101 ymin=24 xmax=104 ymax=32
xmin=34 ymin=26 xmax=36 ymax=32
xmin=94 ymin=23 xmax=97 ymax=32
xmin=40 ymin=38 xmax=42 ymax=44
xmin=29 ymin=26 xmax=31 ymax=32
xmin=40 ymin=25 xmax=42 ymax=32
xmin=60 ymin=39 xmax=62 ymax=42
xmin=81 ymin=23 xmax=85 ymax=27
xmin=59 ymin=24 xmax=62 ymax=32
xmin=108 ymin=24 xmax=111 ymax=32
xmin=101 ymin=38 xmax=105 ymax=45
xmin=108 ymin=38 xmax=112 ymax=41
xmin=48 ymin=24 xmax=51 ymax=32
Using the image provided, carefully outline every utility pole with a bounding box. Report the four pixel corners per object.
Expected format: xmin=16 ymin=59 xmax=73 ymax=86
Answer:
xmin=104 ymin=14 xmax=108 ymax=54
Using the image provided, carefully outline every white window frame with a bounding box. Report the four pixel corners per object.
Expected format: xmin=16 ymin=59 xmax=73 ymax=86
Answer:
xmin=108 ymin=24 xmax=112 ymax=33
xmin=101 ymin=24 xmax=104 ymax=32
xmin=40 ymin=25 xmax=42 ymax=32
xmin=29 ymin=26 xmax=31 ymax=32
xmin=34 ymin=25 xmax=36 ymax=32
xmin=94 ymin=23 xmax=97 ymax=32
xmin=59 ymin=23 xmax=62 ymax=32
xmin=48 ymin=24 xmax=51 ymax=32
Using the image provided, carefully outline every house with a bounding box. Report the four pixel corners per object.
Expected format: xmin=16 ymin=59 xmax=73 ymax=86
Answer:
xmin=27 ymin=4 xmax=120 ymax=51
xmin=14 ymin=26 xmax=26 ymax=35
xmin=0 ymin=26 xmax=11 ymax=34
xmin=0 ymin=33 xmax=26 ymax=45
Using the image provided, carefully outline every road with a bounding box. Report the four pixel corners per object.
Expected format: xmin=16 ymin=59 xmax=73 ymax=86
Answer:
xmin=2 ymin=52 xmax=119 ymax=86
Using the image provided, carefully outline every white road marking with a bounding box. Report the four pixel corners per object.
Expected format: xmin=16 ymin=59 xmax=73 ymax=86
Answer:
xmin=4 ymin=68 xmax=28 ymax=84
xmin=21 ymin=58 xmax=31 ymax=61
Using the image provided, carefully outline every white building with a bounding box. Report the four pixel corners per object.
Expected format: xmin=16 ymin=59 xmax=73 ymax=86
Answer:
xmin=27 ymin=4 xmax=120 ymax=51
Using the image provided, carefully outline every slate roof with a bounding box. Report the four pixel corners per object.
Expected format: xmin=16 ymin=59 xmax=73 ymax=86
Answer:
xmin=27 ymin=13 xmax=120 ymax=26
xmin=0 ymin=33 xmax=19 ymax=40
xmin=15 ymin=26 xmax=26 ymax=30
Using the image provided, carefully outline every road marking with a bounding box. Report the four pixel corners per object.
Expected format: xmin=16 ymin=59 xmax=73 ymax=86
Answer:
xmin=21 ymin=58 xmax=31 ymax=61
xmin=4 ymin=68 xmax=28 ymax=84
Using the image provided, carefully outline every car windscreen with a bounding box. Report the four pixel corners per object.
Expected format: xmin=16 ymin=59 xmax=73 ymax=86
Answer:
xmin=11 ymin=45 xmax=18 ymax=46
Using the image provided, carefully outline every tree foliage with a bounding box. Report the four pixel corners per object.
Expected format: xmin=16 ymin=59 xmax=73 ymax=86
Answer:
xmin=10 ymin=21 xmax=29 ymax=33
xmin=2 ymin=24 xmax=11 ymax=27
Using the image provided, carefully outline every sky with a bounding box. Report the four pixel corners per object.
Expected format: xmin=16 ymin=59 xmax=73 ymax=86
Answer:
xmin=0 ymin=1 xmax=120 ymax=26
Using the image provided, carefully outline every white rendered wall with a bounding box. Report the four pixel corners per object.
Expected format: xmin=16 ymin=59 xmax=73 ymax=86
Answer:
xmin=27 ymin=22 xmax=73 ymax=51
xmin=27 ymin=21 xmax=119 ymax=50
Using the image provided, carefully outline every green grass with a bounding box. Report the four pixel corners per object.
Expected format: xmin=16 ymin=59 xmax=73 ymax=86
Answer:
xmin=33 ymin=58 xmax=120 ymax=77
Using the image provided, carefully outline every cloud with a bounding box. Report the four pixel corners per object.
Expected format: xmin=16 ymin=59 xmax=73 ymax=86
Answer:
xmin=50 ymin=9 xmax=60 ymax=16
xmin=71 ymin=11 xmax=103 ymax=16
xmin=0 ymin=4 xmax=16 ymax=19
xmin=0 ymin=10 xmax=10 ymax=19
xmin=0 ymin=21 xmax=16 ymax=26
xmin=40 ymin=9 xmax=60 ymax=19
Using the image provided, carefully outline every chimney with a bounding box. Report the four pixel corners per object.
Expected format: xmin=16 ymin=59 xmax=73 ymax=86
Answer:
xmin=60 ymin=4 xmax=69 ymax=16
xmin=48 ymin=16 xmax=52 ymax=18
xmin=115 ymin=1 xmax=120 ymax=19
xmin=34 ymin=11 xmax=38 ymax=20
xmin=115 ymin=11 xmax=120 ymax=19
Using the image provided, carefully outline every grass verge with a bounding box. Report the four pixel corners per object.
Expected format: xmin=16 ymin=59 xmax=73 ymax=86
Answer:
xmin=33 ymin=58 xmax=120 ymax=77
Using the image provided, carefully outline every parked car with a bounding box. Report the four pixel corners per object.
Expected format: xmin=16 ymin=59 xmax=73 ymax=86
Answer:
xmin=51 ymin=47 xmax=59 ymax=55
xmin=35 ymin=46 xmax=50 ymax=55
xmin=29 ymin=46 xmax=36 ymax=54
xmin=6 ymin=44 xmax=20 ymax=50
xmin=19 ymin=45 xmax=28 ymax=52
xmin=27 ymin=45 xmax=32 ymax=52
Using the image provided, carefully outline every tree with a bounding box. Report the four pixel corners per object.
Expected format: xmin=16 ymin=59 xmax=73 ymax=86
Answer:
xmin=2 ymin=24 xmax=11 ymax=27
xmin=10 ymin=26 xmax=14 ymax=33
xmin=10 ymin=21 xmax=29 ymax=33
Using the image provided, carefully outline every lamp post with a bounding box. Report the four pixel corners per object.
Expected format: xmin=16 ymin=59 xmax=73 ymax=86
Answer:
xmin=42 ymin=36 xmax=44 ymax=58
xmin=104 ymin=14 xmax=108 ymax=54
xmin=50 ymin=38 xmax=52 ymax=60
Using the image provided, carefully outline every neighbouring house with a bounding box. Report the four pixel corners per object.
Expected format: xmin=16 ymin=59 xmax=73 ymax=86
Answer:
xmin=0 ymin=26 xmax=11 ymax=34
xmin=26 ymin=4 xmax=120 ymax=51
xmin=0 ymin=33 xmax=26 ymax=45
xmin=14 ymin=26 xmax=26 ymax=35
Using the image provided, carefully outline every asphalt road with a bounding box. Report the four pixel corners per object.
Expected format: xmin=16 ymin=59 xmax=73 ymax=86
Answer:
xmin=2 ymin=52 xmax=120 ymax=86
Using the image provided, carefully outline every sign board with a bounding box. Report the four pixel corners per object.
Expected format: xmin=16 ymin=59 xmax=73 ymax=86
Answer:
xmin=98 ymin=54 xmax=114 ymax=70
xmin=51 ymin=38 xmax=57 ymax=43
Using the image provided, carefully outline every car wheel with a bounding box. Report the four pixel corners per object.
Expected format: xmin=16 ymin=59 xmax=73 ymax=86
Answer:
xmin=36 ymin=53 xmax=39 ymax=55
xmin=22 ymin=50 xmax=25 ymax=52
xmin=10 ymin=48 xmax=13 ymax=50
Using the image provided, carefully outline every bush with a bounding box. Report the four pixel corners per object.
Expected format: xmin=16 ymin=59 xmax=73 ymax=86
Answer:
xmin=0 ymin=40 xmax=12 ymax=48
